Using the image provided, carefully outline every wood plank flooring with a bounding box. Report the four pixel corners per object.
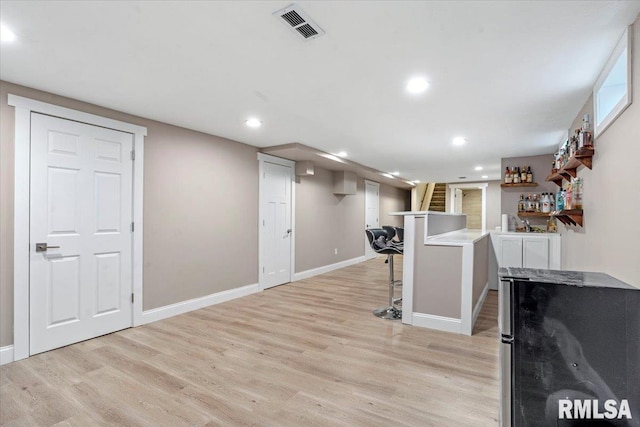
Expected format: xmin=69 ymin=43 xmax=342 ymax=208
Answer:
xmin=0 ymin=257 xmax=499 ymax=426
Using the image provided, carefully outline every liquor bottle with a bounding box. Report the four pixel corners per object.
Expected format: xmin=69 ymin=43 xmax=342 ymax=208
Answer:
xmin=513 ymin=167 xmax=521 ymax=184
xmin=565 ymin=184 xmax=573 ymax=210
xmin=517 ymin=194 xmax=525 ymax=212
xmin=526 ymin=166 xmax=533 ymax=183
xmin=505 ymin=167 xmax=512 ymax=184
xmin=582 ymin=114 xmax=593 ymax=147
xmin=521 ymin=166 xmax=527 ymax=183
xmin=574 ymin=177 xmax=583 ymax=209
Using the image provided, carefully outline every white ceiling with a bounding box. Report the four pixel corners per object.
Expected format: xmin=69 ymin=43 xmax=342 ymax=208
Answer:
xmin=1 ymin=1 xmax=639 ymax=183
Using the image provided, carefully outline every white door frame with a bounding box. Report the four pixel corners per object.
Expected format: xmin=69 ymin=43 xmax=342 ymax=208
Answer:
xmin=364 ymin=179 xmax=380 ymax=259
xmin=8 ymin=94 xmax=147 ymax=361
xmin=257 ymin=153 xmax=295 ymax=290
xmin=448 ymin=182 xmax=488 ymax=231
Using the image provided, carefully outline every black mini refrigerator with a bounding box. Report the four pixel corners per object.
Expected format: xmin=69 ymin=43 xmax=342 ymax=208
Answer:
xmin=499 ymin=268 xmax=640 ymax=427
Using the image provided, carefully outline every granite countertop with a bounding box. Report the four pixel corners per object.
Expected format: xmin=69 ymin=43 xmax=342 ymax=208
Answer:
xmin=499 ymin=267 xmax=638 ymax=290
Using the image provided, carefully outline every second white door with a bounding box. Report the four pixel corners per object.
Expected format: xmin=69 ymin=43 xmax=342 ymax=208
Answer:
xmin=261 ymin=160 xmax=293 ymax=289
xmin=30 ymin=113 xmax=134 ymax=355
xmin=365 ymin=180 xmax=380 ymax=258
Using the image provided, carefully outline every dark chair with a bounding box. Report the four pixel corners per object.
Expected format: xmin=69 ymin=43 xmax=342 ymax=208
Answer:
xmin=394 ymin=227 xmax=404 ymax=243
xmin=365 ymin=228 xmax=403 ymax=319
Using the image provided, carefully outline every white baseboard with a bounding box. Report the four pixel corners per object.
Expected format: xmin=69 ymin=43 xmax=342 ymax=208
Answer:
xmin=472 ymin=282 xmax=490 ymax=327
xmin=0 ymin=345 xmax=14 ymax=366
xmin=293 ymin=256 xmax=366 ymax=281
xmin=412 ymin=313 xmax=461 ymax=334
xmin=140 ymin=283 xmax=260 ymax=325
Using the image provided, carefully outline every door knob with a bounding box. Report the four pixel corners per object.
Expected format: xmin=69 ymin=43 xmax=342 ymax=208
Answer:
xmin=286 ymin=229 xmax=292 ymax=234
xmin=35 ymin=243 xmax=60 ymax=252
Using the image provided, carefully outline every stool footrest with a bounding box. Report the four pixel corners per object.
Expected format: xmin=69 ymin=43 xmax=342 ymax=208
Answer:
xmin=373 ymin=306 xmax=402 ymax=319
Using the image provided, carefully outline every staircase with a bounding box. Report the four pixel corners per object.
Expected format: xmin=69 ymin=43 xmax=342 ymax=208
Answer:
xmin=416 ymin=182 xmax=447 ymax=212
xmin=428 ymin=183 xmax=447 ymax=212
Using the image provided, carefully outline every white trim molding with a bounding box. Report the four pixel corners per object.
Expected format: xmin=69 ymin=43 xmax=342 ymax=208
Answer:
xmin=293 ymin=256 xmax=366 ymax=282
xmin=412 ymin=313 xmax=462 ymax=334
xmin=0 ymin=345 xmax=14 ymax=366
xmin=140 ymin=283 xmax=259 ymax=325
xmin=8 ymin=94 xmax=147 ymax=360
xmin=472 ymin=282 xmax=490 ymax=328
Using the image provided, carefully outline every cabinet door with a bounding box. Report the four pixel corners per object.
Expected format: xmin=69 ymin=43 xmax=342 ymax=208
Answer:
xmin=500 ymin=237 xmax=523 ymax=268
xmin=523 ymin=238 xmax=549 ymax=269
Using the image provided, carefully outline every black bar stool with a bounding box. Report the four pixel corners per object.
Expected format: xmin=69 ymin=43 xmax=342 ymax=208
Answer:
xmin=365 ymin=228 xmax=403 ymax=320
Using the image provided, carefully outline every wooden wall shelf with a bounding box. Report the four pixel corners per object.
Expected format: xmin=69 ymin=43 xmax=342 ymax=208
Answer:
xmin=501 ymin=182 xmax=539 ymax=188
xmin=546 ymin=147 xmax=595 ymax=186
xmin=518 ymin=212 xmax=551 ymax=217
xmin=552 ymin=209 xmax=583 ymax=227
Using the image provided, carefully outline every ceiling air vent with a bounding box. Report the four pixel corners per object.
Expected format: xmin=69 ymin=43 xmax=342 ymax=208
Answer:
xmin=274 ymin=4 xmax=325 ymax=41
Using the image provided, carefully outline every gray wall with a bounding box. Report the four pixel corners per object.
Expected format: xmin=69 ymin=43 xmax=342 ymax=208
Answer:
xmin=472 ymin=236 xmax=489 ymax=308
xmin=486 ymin=180 xmax=502 ymax=230
xmin=412 ymin=217 xmax=463 ymax=318
xmin=501 ymin=153 xmax=557 ymax=227
xmin=0 ymin=80 xmax=259 ymax=346
xmin=561 ymin=15 xmax=640 ymax=287
xmin=380 ymin=184 xmax=410 ymax=227
xmin=295 ymin=168 xmax=410 ymax=273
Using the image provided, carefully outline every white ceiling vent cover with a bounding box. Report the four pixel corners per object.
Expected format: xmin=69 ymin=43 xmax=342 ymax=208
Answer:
xmin=273 ymin=4 xmax=325 ymax=41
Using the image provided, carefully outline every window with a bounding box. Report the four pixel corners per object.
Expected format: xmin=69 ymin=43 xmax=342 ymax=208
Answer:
xmin=593 ymin=25 xmax=633 ymax=137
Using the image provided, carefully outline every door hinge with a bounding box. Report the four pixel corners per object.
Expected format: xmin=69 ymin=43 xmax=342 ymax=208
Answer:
xmin=263 ymin=220 xmax=265 ymax=226
xmin=263 ymin=266 xmax=265 ymax=273
xmin=131 ymin=150 xmax=135 ymax=161
xmin=131 ymin=293 xmax=135 ymax=303
xmin=131 ymin=222 xmax=135 ymax=232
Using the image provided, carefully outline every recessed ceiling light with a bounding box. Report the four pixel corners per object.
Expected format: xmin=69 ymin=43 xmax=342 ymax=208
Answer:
xmin=1 ymin=24 xmax=17 ymax=42
xmin=381 ymin=173 xmax=395 ymax=179
xmin=481 ymin=175 xmax=488 ymax=179
xmin=413 ymin=180 xmax=421 ymax=183
xmin=452 ymin=137 xmax=466 ymax=146
xmin=474 ymin=166 xmax=483 ymax=171
xmin=391 ymin=171 xmax=400 ymax=176
xmin=406 ymin=77 xmax=430 ymax=94
xmin=245 ymin=118 xmax=262 ymax=128
xmin=336 ymin=151 xmax=348 ymax=158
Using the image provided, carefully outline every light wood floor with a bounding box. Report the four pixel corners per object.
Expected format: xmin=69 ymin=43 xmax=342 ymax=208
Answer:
xmin=0 ymin=257 xmax=499 ymax=426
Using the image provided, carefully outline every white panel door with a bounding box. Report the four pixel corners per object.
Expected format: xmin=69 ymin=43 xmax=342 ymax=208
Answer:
xmin=261 ymin=161 xmax=292 ymax=289
xmin=499 ymin=236 xmax=523 ymax=268
xmin=523 ymin=238 xmax=550 ymax=269
xmin=365 ymin=181 xmax=380 ymax=259
xmin=30 ymin=113 xmax=133 ymax=355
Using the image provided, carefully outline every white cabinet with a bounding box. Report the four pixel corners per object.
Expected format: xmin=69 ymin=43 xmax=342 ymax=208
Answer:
xmin=492 ymin=233 xmax=561 ymax=270
xmin=523 ymin=238 xmax=550 ymax=269
xmin=500 ymin=237 xmax=523 ymax=268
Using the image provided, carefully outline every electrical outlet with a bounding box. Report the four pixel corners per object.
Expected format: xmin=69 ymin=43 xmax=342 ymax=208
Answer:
xmin=334 ymin=248 xmax=338 ymax=255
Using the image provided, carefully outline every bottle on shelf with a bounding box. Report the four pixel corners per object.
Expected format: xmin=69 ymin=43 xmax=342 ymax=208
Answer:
xmin=556 ymin=189 xmax=565 ymax=211
xmin=521 ymin=166 xmax=527 ymax=183
xmin=526 ymin=166 xmax=533 ymax=183
xmin=541 ymin=193 xmax=551 ymax=213
xmin=505 ymin=167 xmax=512 ymax=184
xmin=565 ymin=184 xmax=573 ymax=210
xmin=513 ymin=167 xmax=521 ymax=184
xmin=581 ymin=114 xmax=593 ymax=147
xmin=518 ymin=194 xmax=525 ymax=212
xmin=574 ymin=177 xmax=583 ymax=209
